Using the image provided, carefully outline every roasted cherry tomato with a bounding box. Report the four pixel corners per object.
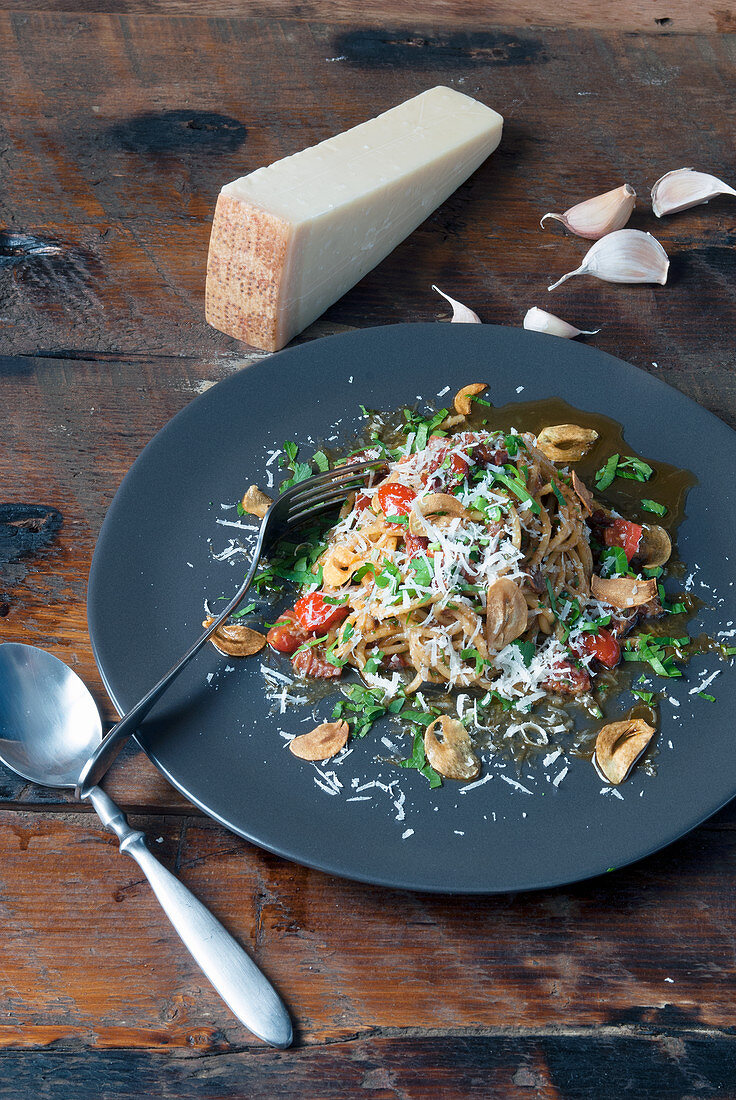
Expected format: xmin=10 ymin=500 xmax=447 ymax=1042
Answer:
xmin=292 ymin=647 xmax=343 ymax=679
xmin=266 ymin=612 xmax=305 ymax=654
xmin=292 ymin=592 xmax=350 ymax=633
xmin=449 ymin=452 xmax=469 ymax=479
xmin=579 ymin=628 xmax=621 ymax=669
xmin=376 ymin=482 xmax=416 ymax=524
xmin=604 ymin=518 xmax=643 ymax=562
xmin=543 ymin=661 xmax=592 ymax=696
xmin=404 ymin=533 xmax=429 ymax=558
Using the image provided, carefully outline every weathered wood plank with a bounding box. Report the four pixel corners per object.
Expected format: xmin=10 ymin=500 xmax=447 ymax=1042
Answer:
xmin=0 ymin=1 xmax=727 ymax=35
xmin=1 ymin=1032 xmax=736 ymax=1100
xmin=1 ymin=808 xmax=736 ymax=1048
xmin=0 ymin=15 xmax=734 ymax=379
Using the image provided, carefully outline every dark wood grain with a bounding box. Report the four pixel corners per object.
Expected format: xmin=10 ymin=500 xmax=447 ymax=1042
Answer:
xmin=2 ymin=7 xmax=736 ymax=1095
xmin=2 ymin=807 xmax=736 ymax=1048
xmin=0 ymin=1 xmax=727 ymax=34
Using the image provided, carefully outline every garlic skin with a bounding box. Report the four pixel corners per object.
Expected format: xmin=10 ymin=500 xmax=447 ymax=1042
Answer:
xmin=548 ymin=229 xmax=669 ymax=292
xmin=651 ymin=167 xmax=736 ymax=217
xmin=523 ymin=307 xmax=599 ymax=339
xmin=432 ymin=285 xmax=481 ymax=324
xmin=540 ymin=184 xmax=636 ymax=240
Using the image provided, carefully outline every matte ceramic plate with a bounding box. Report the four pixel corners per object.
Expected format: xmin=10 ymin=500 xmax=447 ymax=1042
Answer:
xmin=88 ymin=324 xmax=736 ymax=893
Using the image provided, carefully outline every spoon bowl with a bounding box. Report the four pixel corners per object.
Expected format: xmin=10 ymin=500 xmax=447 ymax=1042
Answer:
xmin=0 ymin=643 xmax=102 ymax=788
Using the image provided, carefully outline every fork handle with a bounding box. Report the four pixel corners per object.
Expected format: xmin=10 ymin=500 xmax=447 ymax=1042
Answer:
xmin=87 ymin=786 xmax=292 ymax=1048
xmin=77 ymin=534 xmax=266 ymax=798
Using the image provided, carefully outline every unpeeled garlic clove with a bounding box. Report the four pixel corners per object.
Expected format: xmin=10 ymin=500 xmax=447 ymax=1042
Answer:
xmin=651 ymin=167 xmax=736 ymax=217
xmin=523 ymin=307 xmax=599 ymax=339
xmin=540 ymin=184 xmax=636 ymax=240
xmin=432 ymin=284 xmax=481 ymax=323
xmin=548 ymin=229 xmax=669 ymax=292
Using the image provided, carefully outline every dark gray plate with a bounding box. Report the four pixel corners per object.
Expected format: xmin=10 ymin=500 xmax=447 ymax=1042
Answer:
xmin=88 ymin=324 xmax=736 ymax=893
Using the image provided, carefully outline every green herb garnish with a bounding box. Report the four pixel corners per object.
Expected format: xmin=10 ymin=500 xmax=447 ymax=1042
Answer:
xmin=396 ymin=728 xmax=442 ymax=788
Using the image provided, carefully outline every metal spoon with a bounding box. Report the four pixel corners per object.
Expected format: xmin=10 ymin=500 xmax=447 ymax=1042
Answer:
xmin=0 ymin=642 xmax=292 ymax=1049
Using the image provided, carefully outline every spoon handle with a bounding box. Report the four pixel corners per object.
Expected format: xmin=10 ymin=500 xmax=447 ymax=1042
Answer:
xmin=87 ymin=786 xmax=292 ymax=1049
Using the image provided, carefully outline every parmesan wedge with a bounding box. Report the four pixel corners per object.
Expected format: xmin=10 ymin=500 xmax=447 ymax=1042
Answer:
xmin=205 ymin=86 xmax=503 ymax=351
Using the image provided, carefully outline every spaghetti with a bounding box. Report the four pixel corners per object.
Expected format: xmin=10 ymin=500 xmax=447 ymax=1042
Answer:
xmin=265 ymin=418 xmax=665 ymax=711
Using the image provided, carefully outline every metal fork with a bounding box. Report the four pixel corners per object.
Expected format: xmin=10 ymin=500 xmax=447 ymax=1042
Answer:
xmin=77 ymin=459 xmax=381 ymax=797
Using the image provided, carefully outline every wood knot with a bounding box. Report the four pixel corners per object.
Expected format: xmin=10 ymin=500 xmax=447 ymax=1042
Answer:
xmin=0 ymin=503 xmax=63 ymax=563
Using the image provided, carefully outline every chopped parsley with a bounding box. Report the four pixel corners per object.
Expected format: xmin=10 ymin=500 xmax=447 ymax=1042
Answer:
xmin=595 ymin=453 xmax=654 ymax=492
xmin=599 ymin=544 xmax=631 ymax=579
xmin=279 ymin=440 xmax=312 ymax=491
xmin=493 ymin=471 xmax=541 ymax=515
xmin=622 ymin=633 xmax=689 ymax=678
xmin=396 ymin=728 xmax=442 ymax=788
xmin=511 ymin=639 xmax=536 ymax=667
xmin=641 ymin=499 xmax=667 ymax=516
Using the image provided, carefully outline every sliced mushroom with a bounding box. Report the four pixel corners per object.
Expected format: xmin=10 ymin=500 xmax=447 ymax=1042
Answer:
xmin=202 ymin=617 xmax=266 ymax=657
xmin=424 ymin=715 xmax=480 ymax=781
xmin=409 ymin=493 xmax=472 ymax=535
xmin=322 ymin=546 xmax=359 ymax=587
xmin=536 ymin=424 xmax=599 ymax=464
xmin=594 ymin=718 xmax=655 ymax=784
xmin=590 ymin=574 xmax=658 ymax=610
xmin=289 ymin=720 xmax=349 ymax=761
xmin=571 ymin=470 xmax=595 ymax=516
xmin=486 ymin=577 xmax=528 ymax=651
xmin=637 ymin=524 xmax=671 ymax=569
xmin=454 ymin=382 xmax=488 ymax=416
xmin=240 ymin=485 xmax=273 ymax=519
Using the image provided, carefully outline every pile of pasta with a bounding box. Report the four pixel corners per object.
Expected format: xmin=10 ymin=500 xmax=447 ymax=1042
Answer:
xmin=315 ymin=425 xmax=613 ymax=697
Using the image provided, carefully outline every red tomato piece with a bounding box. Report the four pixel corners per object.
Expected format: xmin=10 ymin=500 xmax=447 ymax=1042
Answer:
xmin=354 ymin=491 xmax=371 ymax=512
xmin=543 ymin=661 xmax=591 ymax=695
xmin=449 ymin=452 xmax=469 ymax=479
xmin=376 ymin=482 xmax=416 ymax=525
xmin=578 ymin=629 xmax=621 ymax=669
xmin=604 ymin=519 xmax=643 ymax=562
xmin=266 ymin=612 xmax=306 ymax=654
xmin=292 ymin=647 xmax=343 ymax=679
xmin=404 ymin=533 xmax=429 ymax=558
xmin=293 ymin=592 xmax=350 ymax=633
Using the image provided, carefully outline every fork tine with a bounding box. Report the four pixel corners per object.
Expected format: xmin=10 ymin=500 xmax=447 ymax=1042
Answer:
xmin=282 ymin=460 xmax=382 ymax=505
xmin=287 ymin=485 xmax=362 ymax=525
xmin=288 ymin=478 xmax=369 ymax=512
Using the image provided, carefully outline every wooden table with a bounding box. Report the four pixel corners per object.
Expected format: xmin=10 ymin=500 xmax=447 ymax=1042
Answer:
xmin=1 ymin=2 xmax=735 ymax=1095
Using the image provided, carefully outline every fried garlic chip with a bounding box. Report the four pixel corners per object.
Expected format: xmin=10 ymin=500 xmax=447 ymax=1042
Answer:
xmin=454 ymin=382 xmax=488 ymax=416
xmin=486 ymin=577 xmax=528 ymax=651
xmin=202 ymin=617 xmax=266 ymax=657
xmin=591 ymin=575 xmax=657 ymax=610
xmin=595 ymin=718 xmax=655 ymax=784
xmin=289 ymin=721 xmax=349 ymax=761
xmin=638 ymin=524 xmax=671 ymax=569
xmin=536 ymin=424 xmax=599 ymax=464
xmin=241 ymin=485 xmax=273 ymax=519
xmin=424 ymin=716 xmax=480 ymax=781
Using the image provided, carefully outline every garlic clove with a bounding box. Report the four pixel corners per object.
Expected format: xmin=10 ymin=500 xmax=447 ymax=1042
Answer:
xmin=540 ymin=184 xmax=636 ymax=240
xmin=651 ymin=167 xmax=736 ymax=217
xmin=548 ymin=229 xmax=669 ymax=292
xmin=432 ymin=284 xmax=481 ymax=323
xmin=523 ymin=307 xmax=599 ymax=339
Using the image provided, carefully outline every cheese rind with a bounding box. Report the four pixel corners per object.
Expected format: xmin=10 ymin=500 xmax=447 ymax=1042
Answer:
xmin=205 ymin=87 xmax=503 ymax=351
